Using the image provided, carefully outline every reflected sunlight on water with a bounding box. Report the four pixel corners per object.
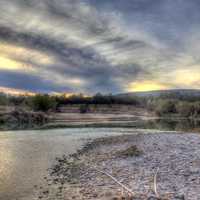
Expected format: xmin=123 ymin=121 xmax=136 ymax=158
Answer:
xmin=0 ymin=128 xmax=133 ymax=200
xmin=0 ymin=139 xmax=14 ymax=194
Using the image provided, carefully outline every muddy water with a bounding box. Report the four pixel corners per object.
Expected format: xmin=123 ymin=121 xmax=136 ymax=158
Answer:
xmin=0 ymin=128 xmax=135 ymax=200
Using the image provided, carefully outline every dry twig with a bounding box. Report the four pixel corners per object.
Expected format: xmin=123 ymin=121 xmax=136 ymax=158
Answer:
xmin=153 ymin=167 xmax=160 ymax=198
xmin=95 ymin=168 xmax=135 ymax=197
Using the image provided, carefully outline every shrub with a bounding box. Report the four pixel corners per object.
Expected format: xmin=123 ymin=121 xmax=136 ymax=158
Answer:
xmin=0 ymin=116 xmax=6 ymax=124
xmin=146 ymin=99 xmax=157 ymax=111
xmin=79 ymin=104 xmax=89 ymax=114
xmin=30 ymin=94 xmax=57 ymax=112
xmin=155 ymin=100 xmax=177 ymax=116
xmin=116 ymin=145 xmax=143 ymax=157
xmin=176 ymin=102 xmax=200 ymax=117
xmin=0 ymin=93 xmax=8 ymax=105
xmin=193 ymin=102 xmax=200 ymax=116
xmin=176 ymin=102 xmax=192 ymax=117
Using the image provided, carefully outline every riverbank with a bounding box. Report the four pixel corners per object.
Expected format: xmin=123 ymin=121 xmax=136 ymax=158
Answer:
xmin=2 ymin=111 xmax=200 ymax=134
xmin=0 ymin=104 xmax=154 ymax=131
xmin=1 ymin=104 xmax=200 ymax=132
xmin=37 ymin=131 xmax=200 ymax=200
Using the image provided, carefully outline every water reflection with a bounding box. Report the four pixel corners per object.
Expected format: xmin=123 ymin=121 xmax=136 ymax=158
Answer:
xmin=139 ymin=118 xmax=200 ymax=132
xmin=0 ymin=128 xmax=133 ymax=200
xmin=0 ymin=140 xmax=14 ymax=196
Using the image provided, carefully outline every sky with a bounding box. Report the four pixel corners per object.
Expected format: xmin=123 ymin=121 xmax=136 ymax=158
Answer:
xmin=0 ymin=0 xmax=200 ymax=94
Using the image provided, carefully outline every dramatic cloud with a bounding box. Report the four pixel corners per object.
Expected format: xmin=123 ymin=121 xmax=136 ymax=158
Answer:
xmin=0 ymin=0 xmax=200 ymax=94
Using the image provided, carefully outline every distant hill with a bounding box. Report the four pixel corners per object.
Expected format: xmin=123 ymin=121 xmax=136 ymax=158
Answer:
xmin=117 ymin=89 xmax=200 ymax=98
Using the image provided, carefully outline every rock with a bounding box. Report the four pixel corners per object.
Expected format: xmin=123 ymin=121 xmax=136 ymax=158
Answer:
xmin=116 ymin=145 xmax=143 ymax=158
xmin=174 ymin=194 xmax=185 ymax=200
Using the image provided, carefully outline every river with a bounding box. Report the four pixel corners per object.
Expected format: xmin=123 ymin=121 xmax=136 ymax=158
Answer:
xmin=1 ymin=118 xmax=200 ymax=200
xmin=0 ymin=128 xmax=140 ymax=200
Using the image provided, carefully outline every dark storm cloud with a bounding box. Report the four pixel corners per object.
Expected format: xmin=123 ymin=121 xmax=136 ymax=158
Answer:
xmin=87 ymin=0 xmax=200 ymax=47
xmin=1 ymin=0 xmax=200 ymax=93
xmin=0 ymin=70 xmax=73 ymax=93
xmin=0 ymin=3 xmax=146 ymax=93
xmin=0 ymin=26 xmax=65 ymax=52
xmin=85 ymin=0 xmax=163 ymax=12
xmin=0 ymin=26 xmax=143 ymax=93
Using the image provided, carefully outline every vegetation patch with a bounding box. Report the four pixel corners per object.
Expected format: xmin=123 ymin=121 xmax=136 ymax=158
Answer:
xmin=49 ymin=154 xmax=87 ymax=186
xmin=79 ymin=104 xmax=90 ymax=113
xmin=0 ymin=109 xmax=49 ymax=130
xmin=116 ymin=145 xmax=143 ymax=158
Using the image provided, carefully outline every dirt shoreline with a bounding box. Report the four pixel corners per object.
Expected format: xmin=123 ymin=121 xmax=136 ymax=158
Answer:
xmin=0 ymin=105 xmax=153 ymax=131
xmin=35 ymin=131 xmax=200 ymax=200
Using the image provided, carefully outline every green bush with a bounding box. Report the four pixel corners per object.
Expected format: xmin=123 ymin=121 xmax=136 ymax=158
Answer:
xmin=0 ymin=94 xmax=8 ymax=105
xmin=193 ymin=102 xmax=200 ymax=116
xmin=79 ymin=104 xmax=89 ymax=114
xmin=146 ymin=99 xmax=157 ymax=111
xmin=176 ymin=101 xmax=200 ymax=117
xmin=155 ymin=100 xmax=177 ymax=116
xmin=30 ymin=94 xmax=57 ymax=112
xmin=176 ymin=102 xmax=193 ymax=117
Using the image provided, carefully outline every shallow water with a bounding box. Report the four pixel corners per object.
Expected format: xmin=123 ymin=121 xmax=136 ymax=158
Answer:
xmin=139 ymin=118 xmax=200 ymax=132
xmin=0 ymin=121 xmax=199 ymax=200
xmin=0 ymin=128 xmax=136 ymax=200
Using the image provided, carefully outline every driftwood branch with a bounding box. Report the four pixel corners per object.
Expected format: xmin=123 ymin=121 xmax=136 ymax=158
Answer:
xmin=153 ymin=167 xmax=160 ymax=198
xmin=94 ymin=168 xmax=135 ymax=196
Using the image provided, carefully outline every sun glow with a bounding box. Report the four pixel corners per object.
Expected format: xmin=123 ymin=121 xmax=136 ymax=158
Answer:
xmin=0 ymin=86 xmax=35 ymax=96
xmin=172 ymin=69 xmax=200 ymax=86
xmin=128 ymin=81 xmax=168 ymax=92
xmin=0 ymin=42 xmax=54 ymax=71
xmin=0 ymin=56 xmax=22 ymax=70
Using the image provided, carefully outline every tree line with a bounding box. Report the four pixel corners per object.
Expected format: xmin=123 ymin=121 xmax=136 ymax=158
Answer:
xmin=0 ymin=93 xmax=141 ymax=112
xmin=1 ymin=92 xmax=200 ymax=117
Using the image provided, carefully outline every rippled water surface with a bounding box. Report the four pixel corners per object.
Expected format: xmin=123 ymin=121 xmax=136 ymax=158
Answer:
xmin=0 ymin=128 xmax=136 ymax=200
xmin=1 ymin=120 xmax=200 ymax=200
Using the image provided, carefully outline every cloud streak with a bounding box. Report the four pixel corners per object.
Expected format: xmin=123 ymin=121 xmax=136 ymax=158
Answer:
xmin=0 ymin=0 xmax=200 ymax=94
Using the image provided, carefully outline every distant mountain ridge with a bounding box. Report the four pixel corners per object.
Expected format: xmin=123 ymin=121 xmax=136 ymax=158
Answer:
xmin=117 ymin=89 xmax=200 ymax=98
